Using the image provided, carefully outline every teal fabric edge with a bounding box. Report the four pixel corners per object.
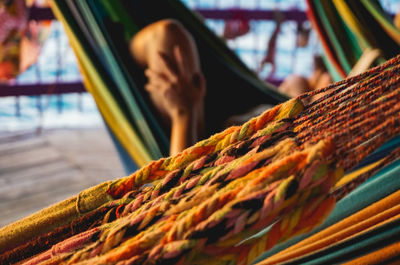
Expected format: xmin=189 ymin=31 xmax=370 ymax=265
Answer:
xmin=349 ymin=136 xmax=400 ymax=174
xmin=105 ymin=123 xmax=138 ymax=175
xmin=78 ymin=0 xmax=166 ymax=159
xmin=282 ymin=218 xmax=400 ymax=265
xmin=378 ymin=136 xmax=400 ymax=152
xmin=253 ymin=159 xmax=400 ymax=263
xmin=321 ymin=54 xmax=343 ymax=82
xmin=364 ymin=137 xmax=400 ymax=183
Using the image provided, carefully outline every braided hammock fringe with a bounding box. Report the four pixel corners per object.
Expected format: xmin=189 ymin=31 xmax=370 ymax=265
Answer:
xmin=2 ymin=55 xmax=400 ymax=265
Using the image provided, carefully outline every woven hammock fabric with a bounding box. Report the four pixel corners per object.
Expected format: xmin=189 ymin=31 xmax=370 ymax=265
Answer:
xmin=307 ymin=0 xmax=400 ymax=81
xmin=1 ymin=55 xmax=400 ymax=264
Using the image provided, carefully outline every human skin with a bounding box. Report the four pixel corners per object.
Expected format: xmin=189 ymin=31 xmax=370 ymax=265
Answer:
xmin=130 ymin=19 xmax=206 ymax=156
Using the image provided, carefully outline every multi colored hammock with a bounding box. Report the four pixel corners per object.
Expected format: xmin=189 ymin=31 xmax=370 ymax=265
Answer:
xmin=50 ymin=0 xmax=288 ymax=171
xmin=0 ymin=0 xmax=51 ymax=82
xmin=306 ymin=0 xmax=400 ymax=81
xmin=1 ymin=53 xmax=399 ymax=265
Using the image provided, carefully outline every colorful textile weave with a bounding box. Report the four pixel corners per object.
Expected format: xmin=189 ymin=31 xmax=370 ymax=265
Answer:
xmin=1 ymin=55 xmax=400 ymax=264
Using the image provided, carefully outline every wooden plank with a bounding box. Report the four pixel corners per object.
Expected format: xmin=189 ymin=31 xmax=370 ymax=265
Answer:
xmin=0 ymin=167 xmax=87 ymax=202
xmin=0 ymin=135 xmax=48 ymax=155
xmin=0 ymin=192 xmax=75 ymax=228
xmin=0 ymin=146 xmax=63 ymax=174
xmin=45 ymin=129 xmax=116 ymax=151
xmin=81 ymin=168 xmax=125 ymax=183
xmin=62 ymin=152 xmax=123 ymax=169
xmin=44 ymin=129 xmax=124 ymax=171
xmin=0 ymin=131 xmax=38 ymax=145
xmin=0 ymin=159 xmax=74 ymax=184
xmin=0 ymin=127 xmax=125 ymax=228
xmin=0 ymin=141 xmax=47 ymax=157
xmin=0 ymin=180 xmax=95 ymax=228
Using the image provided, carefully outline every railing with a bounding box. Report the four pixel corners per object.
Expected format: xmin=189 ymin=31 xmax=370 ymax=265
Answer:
xmin=28 ymin=5 xmax=54 ymax=20
xmin=196 ymin=9 xmax=307 ymax=22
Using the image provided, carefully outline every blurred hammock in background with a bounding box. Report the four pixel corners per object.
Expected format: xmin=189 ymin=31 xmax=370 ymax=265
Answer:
xmin=0 ymin=0 xmax=52 ymax=82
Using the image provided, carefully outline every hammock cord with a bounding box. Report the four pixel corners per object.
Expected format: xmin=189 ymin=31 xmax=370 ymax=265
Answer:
xmin=2 ymin=54 xmax=400 ymax=265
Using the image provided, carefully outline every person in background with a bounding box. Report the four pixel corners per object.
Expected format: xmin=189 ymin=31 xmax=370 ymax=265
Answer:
xmin=257 ymin=10 xmax=283 ymax=77
xmin=225 ymin=55 xmax=332 ymax=127
xmin=130 ymin=19 xmax=332 ymax=155
xmin=130 ymin=19 xmax=206 ymax=156
xmin=278 ymin=55 xmax=332 ymax=102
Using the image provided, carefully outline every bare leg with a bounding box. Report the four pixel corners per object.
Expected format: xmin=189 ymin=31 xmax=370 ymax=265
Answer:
xmin=130 ymin=19 xmax=206 ymax=155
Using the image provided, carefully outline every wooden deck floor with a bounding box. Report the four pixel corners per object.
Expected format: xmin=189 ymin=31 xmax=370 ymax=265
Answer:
xmin=0 ymin=127 xmax=125 ymax=228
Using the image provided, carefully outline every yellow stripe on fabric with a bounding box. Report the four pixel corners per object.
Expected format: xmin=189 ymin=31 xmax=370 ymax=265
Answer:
xmin=260 ymin=190 xmax=400 ymax=265
xmin=274 ymin=99 xmax=304 ymax=121
xmin=332 ymin=0 xmax=370 ymax=50
xmin=335 ymin=160 xmax=382 ymax=188
xmin=0 ymin=197 xmax=77 ymax=254
xmin=51 ymin=3 xmax=152 ymax=167
xmin=361 ymin=0 xmax=400 ymax=46
xmin=76 ymin=59 xmax=151 ymax=166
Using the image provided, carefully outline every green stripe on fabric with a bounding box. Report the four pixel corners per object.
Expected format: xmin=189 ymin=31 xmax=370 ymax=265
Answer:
xmin=79 ymin=0 xmax=165 ymax=159
xmin=361 ymin=0 xmax=400 ymax=45
xmin=313 ymin=0 xmax=353 ymax=74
